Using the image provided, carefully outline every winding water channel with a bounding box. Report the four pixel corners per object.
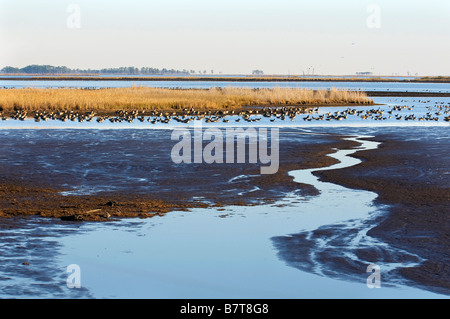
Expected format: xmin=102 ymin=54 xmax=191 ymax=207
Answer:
xmin=44 ymin=132 xmax=443 ymax=298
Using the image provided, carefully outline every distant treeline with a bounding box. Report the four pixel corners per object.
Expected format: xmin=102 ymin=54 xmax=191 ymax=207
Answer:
xmin=1 ymin=65 xmax=191 ymax=75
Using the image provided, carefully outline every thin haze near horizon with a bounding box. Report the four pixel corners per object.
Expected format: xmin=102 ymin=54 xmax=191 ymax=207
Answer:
xmin=1 ymin=0 xmax=449 ymax=76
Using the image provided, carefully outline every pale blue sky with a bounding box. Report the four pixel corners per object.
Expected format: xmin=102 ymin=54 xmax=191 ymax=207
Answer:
xmin=1 ymin=0 xmax=449 ymax=75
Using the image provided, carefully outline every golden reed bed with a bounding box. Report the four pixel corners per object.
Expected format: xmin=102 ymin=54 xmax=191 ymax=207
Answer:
xmin=0 ymin=87 xmax=372 ymax=112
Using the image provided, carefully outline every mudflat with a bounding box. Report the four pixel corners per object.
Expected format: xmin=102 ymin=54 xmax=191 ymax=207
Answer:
xmin=0 ymin=129 xmax=356 ymax=222
xmin=317 ymin=131 xmax=449 ymax=294
xmin=0 ymin=127 xmax=448 ymax=296
xmin=273 ymin=127 xmax=449 ymax=295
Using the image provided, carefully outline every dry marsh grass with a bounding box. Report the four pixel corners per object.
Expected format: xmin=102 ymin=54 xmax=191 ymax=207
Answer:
xmin=0 ymin=87 xmax=372 ymax=112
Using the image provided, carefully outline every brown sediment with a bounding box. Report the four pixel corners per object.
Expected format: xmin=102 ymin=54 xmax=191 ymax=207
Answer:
xmin=1 ymin=75 xmax=449 ymax=83
xmin=0 ymin=182 xmax=207 ymax=222
xmin=0 ymin=87 xmax=372 ymax=114
xmin=1 ymin=126 xmax=447 ymax=297
xmin=0 ymin=130 xmax=357 ymax=222
xmin=313 ymin=134 xmax=450 ymax=294
xmin=366 ymin=91 xmax=450 ymax=97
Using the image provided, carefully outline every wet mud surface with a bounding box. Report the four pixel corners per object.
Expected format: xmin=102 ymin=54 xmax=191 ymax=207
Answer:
xmin=0 ymin=216 xmax=92 ymax=298
xmin=0 ymin=128 xmax=357 ymax=298
xmin=273 ymin=127 xmax=449 ymax=296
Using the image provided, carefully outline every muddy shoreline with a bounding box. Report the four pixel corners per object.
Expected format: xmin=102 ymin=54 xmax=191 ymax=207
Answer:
xmin=273 ymin=128 xmax=449 ymax=295
xmin=0 ymin=128 xmax=359 ymax=298
xmin=0 ymin=129 xmax=356 ymax=222
xmin=0 ymin=102 xmax=374 ymax=120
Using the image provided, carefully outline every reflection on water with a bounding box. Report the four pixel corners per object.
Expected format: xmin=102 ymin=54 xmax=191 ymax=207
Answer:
xmin=0 ymin=97 xmax=449 ymax=130
xmin=49 ymin=132 xmax=444 ymax=299
xmin=0 ymin=126 xmax=446 ymax=298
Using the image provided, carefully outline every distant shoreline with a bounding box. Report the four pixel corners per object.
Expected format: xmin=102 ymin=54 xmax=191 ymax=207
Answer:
xmin=1 ymin=75 xmax=450 ymax=83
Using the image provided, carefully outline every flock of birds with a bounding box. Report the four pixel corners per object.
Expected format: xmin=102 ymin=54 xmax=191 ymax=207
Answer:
xmin=1 ymin=100 xmax=449 ymax=124
xmin=0 ymin=106 xmax=320 ymax=124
